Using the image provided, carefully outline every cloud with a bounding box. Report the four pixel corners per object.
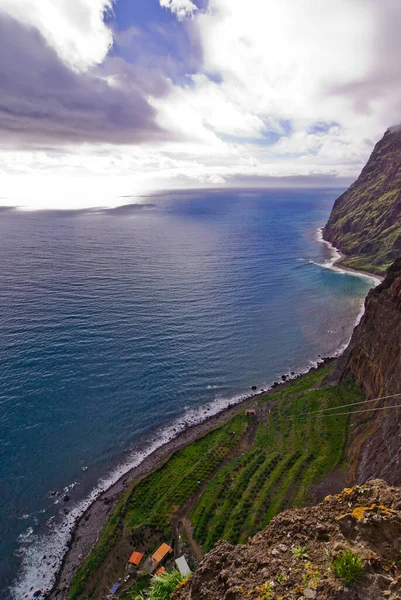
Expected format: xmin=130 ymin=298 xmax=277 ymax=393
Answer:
xmin=151 ymin=0 xmax=401 ymax=180
xmin=0 ymin=15 xmax=169 ymax=146
xmin=159 ymin=0 xmax=198 ymax=20
xmin=0 ymin=0 xmax=113 ymax=71
xmin=1 ymin=0 xmax=401 ymax=209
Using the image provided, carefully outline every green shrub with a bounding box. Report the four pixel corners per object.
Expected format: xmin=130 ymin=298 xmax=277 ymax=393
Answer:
xmin=291 ymin=545 xmax=308 ymax=560
xmin=333 ymin=550 xmax=364 ymax=584
xmin=137 ymin=569 xmax=188 ymax=600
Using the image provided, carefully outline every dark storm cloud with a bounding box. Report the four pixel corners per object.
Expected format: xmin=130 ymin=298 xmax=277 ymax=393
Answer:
xmin=0 ymin=15 xmax=172 ymax=147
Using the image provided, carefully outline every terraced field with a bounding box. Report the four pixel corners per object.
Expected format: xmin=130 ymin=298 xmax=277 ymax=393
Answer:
xmin=68 ymin=416 xmax=247 ymax=599
xmin=69 ymin=365 xmax=364 ymax=599
xmin=191 ymin=367 xmax=362 ymax=550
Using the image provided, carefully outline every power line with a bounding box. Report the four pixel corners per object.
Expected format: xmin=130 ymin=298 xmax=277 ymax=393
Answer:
xmin=298 ymin=391 xmax=401 ymax=418
xmin=316 ymin=403 xmax=401 ymax=418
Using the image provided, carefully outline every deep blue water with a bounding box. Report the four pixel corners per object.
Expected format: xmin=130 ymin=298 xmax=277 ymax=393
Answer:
xmin=0 ymin=189 xmax=374 ymax=599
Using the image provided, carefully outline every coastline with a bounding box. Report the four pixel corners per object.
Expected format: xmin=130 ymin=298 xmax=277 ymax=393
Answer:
xmin=17 ymin=225 xmax=379 ymax=600
xmin=333 ymin=253 xmax=384 ymax=284
xmin=46 ymin=358 xmax=335 ymax=600
xmin=316 ymin=227 xmax=384 ymax=285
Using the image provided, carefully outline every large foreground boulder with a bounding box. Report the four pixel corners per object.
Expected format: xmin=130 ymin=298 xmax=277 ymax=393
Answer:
xmin=174 ymin=480 xmax=401 ymax=600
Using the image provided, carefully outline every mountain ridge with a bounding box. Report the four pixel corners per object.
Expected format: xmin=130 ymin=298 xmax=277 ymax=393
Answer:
xmin=323 ymin=126 xmax=401 ymax=274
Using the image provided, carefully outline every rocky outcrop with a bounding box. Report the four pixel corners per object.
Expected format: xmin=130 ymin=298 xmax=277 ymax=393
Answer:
xmin=323 ymin=125 xmax=401 ymax=274
xmin=174 ymin=480 xmax=401 ymax=600
xmin=339 ymin=258 xmax=401 ymax=484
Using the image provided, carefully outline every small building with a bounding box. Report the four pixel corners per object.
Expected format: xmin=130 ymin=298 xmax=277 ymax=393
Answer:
xmin=175 ymin=556 xmax=191 ymax=576
xmin=129 ymin=551 xmax=144 ymax=566
xmin=155 ymin=566 xmax=166 ymax=576
xmin=246 ymin=409 xmax=256 ymax=417
xmin=109 ymin=582 xmax=121 ymax=594
xmin=152 ymin=543 xmax=173 ymax=566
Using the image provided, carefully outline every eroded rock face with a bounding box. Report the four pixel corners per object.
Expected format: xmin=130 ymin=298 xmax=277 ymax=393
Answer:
xmin=173 ymin=480 xmax=401 ymax=600
xmin=341 ymin=259 xmax=401 ymax=484
xmin=323 ymin=126 xmax=401 ymax=274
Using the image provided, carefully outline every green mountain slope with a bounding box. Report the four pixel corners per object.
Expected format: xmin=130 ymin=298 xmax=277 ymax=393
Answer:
xmin=323 ymin=125 xmax=401 ymax=274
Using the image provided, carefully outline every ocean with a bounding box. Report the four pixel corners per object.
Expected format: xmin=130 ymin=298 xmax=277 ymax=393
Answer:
xmin=0 ymin=189 xmax=375 ymax=599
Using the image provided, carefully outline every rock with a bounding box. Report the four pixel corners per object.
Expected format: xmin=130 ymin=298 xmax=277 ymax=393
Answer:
xmin=172 ymin=480 xmax=401 ymax=600
xmin=33 ymin=591 xmax=42 ymax=598
xmin=338 ymin=258 xmax=401 ymax=485
xmin=281 ymin=375 xmax=287 ymax=381
xmin=63 ymin=495 xmax=70 ymax=502
xmin=251 ymin=386 xmax=257 ymax=390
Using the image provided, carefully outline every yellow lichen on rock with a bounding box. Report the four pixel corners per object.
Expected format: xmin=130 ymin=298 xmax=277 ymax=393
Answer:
xmin=334 ymin=487 xmax=359 ymax=501
xmin=341 ymin=503 xmax=398 ymax=520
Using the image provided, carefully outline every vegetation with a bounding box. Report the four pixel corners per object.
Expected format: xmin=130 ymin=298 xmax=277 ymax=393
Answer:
xmin=68 ymin=416 xmax=246 ymax=599
xmin=291 ymin=545 xmax=309 ymax=560
xmin=121 ymin=577 xmax=150 ymax=600
xmin=324 ymin=128 xmax=401 ymax=274
xmin=259 ymin=582 xmax=274 ymax=600
xmin=333 ymin=550 xmax=364 ymax=585
xmin=69 ymin=366 xmax=364 ymax=598
xmin=134 ymin=570 xmax=187 ymax=600
xmin=191 ymin=368 xmax=363 ymax=551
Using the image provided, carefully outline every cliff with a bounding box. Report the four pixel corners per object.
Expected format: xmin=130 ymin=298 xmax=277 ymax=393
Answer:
xmin=172 ymin=265 xmax=401 ymax=600
xmin=338 ymin=258 xmax=401 ymax=485
xmin=174 ymin=480 xmax=401 ymax=600
xmin=323 ymin=125 xmax=401 ymax=274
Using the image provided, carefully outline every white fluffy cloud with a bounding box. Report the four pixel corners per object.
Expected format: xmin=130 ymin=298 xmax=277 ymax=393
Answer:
xmin=150 ymin=0 xmax=401 ymax=186
xmin=167 ymin=0 xmax=400 ymax=141
xmin=1 ymin=0 xmax=401 ymax=208
xmin=0 ymin=0 xmax=113 ymax=70
xmin=159 ymin=0 xmax=197 ymax=21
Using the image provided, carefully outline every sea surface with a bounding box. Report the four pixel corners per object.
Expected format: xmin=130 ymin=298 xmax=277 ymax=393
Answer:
xmin=0 ymin=189 xmax=375 ymax=599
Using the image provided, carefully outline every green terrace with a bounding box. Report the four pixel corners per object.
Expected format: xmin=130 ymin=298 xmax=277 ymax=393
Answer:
xmin=69 ymin=366 xmax=364 ymax=599
xmin=191 ymin=368 xmax=362 ymax=550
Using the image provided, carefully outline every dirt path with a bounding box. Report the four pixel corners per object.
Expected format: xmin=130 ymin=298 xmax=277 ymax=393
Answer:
xmin=171 ymin=406 xmax=268 ymax=565
xmin=181 ymin=518 xmax=203 ymax=562
xmin=170 ymin=408 xmax=264 ymax=566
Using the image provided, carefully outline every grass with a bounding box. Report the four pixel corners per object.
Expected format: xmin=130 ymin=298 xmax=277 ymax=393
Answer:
xmin=69 ymin=366 xmax=364 ymax=598
xmin=134 ymin=570 xmax=187 ymax=600
xmin=121 ymin=576 xmax=150 ymax=599
xmin=324 ymin=129 xmax=401 ymax=274
xmin=333 ymin=550 xmax=364 ymax=585
xmin=68 ymin=415 xmax=246 ymax=599
xmin=191 ymin=368 xmax=363 ymax=551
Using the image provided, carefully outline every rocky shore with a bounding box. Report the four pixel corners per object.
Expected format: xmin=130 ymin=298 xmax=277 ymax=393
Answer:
xmin=46 ymin=364 xmax=334 ymax=600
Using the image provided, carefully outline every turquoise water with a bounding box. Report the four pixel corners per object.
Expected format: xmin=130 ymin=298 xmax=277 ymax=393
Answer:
xmin=0 ymin=189 xmax=374 ymax=599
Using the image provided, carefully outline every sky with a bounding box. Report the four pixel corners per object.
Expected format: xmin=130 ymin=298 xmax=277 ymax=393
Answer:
xmin=0 ymin=0 xmax=400 ymax=209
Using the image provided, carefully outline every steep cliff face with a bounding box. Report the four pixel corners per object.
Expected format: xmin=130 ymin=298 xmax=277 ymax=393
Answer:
xmin=323 ymin=126 xmax=401 ymax=274
xmin=340 ymin=258 xmax=401 ymax=484
xmin=174 ymin=480 xmax=401 ymax=600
